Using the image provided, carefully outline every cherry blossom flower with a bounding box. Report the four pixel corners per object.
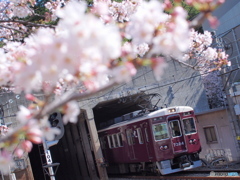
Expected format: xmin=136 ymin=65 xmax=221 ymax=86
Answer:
xmin=21 ymin=140 xmax=33 ymax=152
xmin=16 ymin=106 xmax=32 ymax=123
xmin=125 ymin=0 xmax=168 ymax=45
xmin=41 ymin=119 xmax=61 ymax=141
xmin=136 ymin=43 xmax=149 ymax=57
xmin=111 ymin=62 xmax=137 ymax=83
xmin=0 ymin=150 xmax=14 ymax=174
xmin=25 ymin=124 xmax=43 ymax=144
xmin=62 ymin=101 xmax=80 ymax=124
xmin=0 ymin=125 xmax=8 ymax=137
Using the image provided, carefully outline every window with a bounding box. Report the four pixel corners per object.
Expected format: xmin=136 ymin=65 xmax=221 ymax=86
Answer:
xmin=118 ymin=133 xmax=123 ymax=147
xmin=169 ymin=120 xmax=181 ymax=137
xmin=144 ymin=128 xmax=149 ymax=142
xmin=152 ymin=123 xmax=169 ymax=141
xmin=107 ymin=135 xmax=114 ymax=148
xmin=126 ymin=129 xmax=135 ymax=145
xmin=204 ymin=126 xmax=218 ymax=143
xmin=113 ymin=134 xmax=119 ymax=147
xmin=107 ymin=134 xmax=123 ymax=148
xmin=183 ymin=118 xmax=197 ymax=134
xmin=136 ymin=128 xmax=144 ymax=144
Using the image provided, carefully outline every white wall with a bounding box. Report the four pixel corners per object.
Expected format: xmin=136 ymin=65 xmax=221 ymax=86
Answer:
xmin=196 ymin=109 xmax=239 ymax=162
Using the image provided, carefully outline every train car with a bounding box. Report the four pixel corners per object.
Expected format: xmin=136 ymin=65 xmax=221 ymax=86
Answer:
xmin=98 ymin=106 xmax=202 ymax=175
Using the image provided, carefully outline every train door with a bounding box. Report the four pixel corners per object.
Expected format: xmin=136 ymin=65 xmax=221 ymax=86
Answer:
xmin=168 ymin=119 xmax=187 ymax=154
xmin=143 ymin=123 xmax=153 ymax=159
xmin=126 ymin=128 xmax=136 ymax=160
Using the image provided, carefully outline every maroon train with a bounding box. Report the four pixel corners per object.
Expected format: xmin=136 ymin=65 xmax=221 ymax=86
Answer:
xmin=98 ymin=106 xmax=202 ymax=175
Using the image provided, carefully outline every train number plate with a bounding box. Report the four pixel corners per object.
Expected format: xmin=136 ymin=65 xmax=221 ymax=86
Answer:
xmin=173 ymin=141 xmax=184 ymax=147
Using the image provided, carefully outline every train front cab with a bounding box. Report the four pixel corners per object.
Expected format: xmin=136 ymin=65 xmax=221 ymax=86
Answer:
xmin=154 ymin=111 xmax=202 ymax=175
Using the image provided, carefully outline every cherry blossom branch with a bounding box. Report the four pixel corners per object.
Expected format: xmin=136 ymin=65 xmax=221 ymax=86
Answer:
xmin=0 ymin=20 xmax=56 ymax=28
xmin=40 ymin=81 xmax=118 ymax=117
xmin=0 ymin=81 xmax=117 ymax=144
xmin=172 ymin=58 xmax=195 ymax=69
xmin=0 ymin=24 xmax=26 ymax=34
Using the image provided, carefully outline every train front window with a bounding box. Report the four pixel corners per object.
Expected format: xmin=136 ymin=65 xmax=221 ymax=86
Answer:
xmin=169 ymin=120 xmax=182 ymax=137
xmin=183 ymin=118 xmax=197 ymax=134
xmin=152 ymin=123 xmax=169 ymax=141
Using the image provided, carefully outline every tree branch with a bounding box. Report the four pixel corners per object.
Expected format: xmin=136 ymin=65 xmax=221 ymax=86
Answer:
xmin=172 ymin=57 xmax=195 ymax=69
xmin=0 ymin=24 xmax=26 ymax=34
xmin=0 ymin=20 xmax=56 ymax=28
xmin=0 ymin=81 xmax=118 ymax=144
xmin=40 ymin=81 xmax=118 ymax=117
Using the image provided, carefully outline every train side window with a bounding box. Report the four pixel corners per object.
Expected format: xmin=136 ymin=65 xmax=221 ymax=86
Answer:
xmin=107 ymin=135 xmax=114 ymax=148
xmin=152 ymin=123 xmax=169 ymax=141
xmin=183 ymin=118 xmax=197 ymax=134
xmin=113 ymin=134 xmax=119 ymax=147
xmin=144 ymin=128 xmax=149 ymax=142
xmin=118 ymin=133 xmax=123 ymax=147
xmin=169 ymin=120 xmax=182 ymax=137
xmin=136 ymin=128 xmax=144 ymax=144
xmin=126 ymin=129 xmax=135 ymax=145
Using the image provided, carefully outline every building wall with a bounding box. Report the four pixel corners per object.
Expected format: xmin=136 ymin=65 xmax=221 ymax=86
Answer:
xmin=202 ymin=0 xmax=240 ymax=35
xmin=196 ymin=109 xmax=239 ymax=162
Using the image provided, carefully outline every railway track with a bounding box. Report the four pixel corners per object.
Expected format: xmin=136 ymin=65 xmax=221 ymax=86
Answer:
xmin=109 ymin=170 xmax=240 ymax=180
xmin=109 ymin=175 xmax=240 ymax=179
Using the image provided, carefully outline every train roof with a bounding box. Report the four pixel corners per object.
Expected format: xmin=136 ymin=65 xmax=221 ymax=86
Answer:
xmin=97 ymin=106 xmax=193 ymax=133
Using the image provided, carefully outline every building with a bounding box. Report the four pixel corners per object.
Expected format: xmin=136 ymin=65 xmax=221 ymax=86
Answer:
xmin=198 ymin=0 xmax=240 ymax=163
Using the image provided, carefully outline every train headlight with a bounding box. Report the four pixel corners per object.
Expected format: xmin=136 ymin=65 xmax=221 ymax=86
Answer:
xmin=189 ymin=139 xmax=196 ymax=144
xmin=168 ymin=108 xmax=176 ymax=113
xmin=160 ymin=145 xmax=168 ymax=150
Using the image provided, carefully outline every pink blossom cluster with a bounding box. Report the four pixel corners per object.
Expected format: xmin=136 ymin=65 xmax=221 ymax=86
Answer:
xmin=0 ymin=0 xmax=34 ymax=19
xmin=182 ymin=29 xmax=229 ymax=72
xmin=45 ymin=0 xmax=65 ymax=21
xmin=0 ymin=0 xmax=29 ymax=40
xmin=0 ymin=125 xmax=8 ymax=137
xmin=201 ymin=71 xmax=226 ymax=108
